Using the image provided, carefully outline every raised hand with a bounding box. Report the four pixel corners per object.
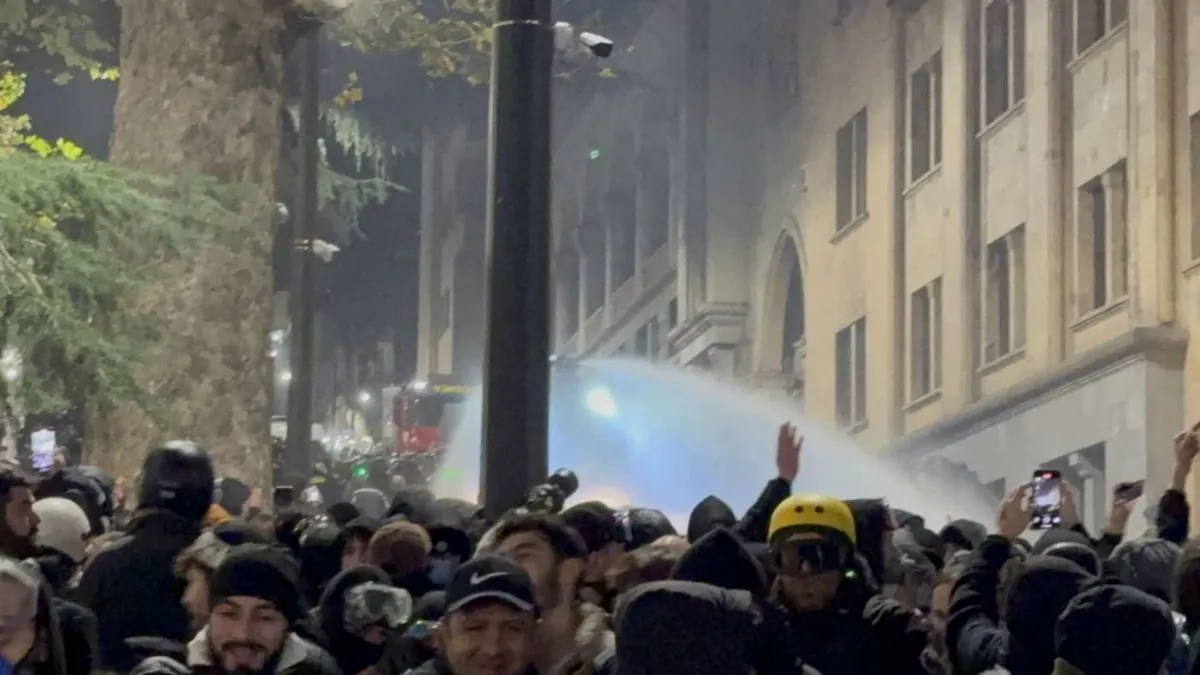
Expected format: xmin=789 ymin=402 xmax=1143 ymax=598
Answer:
xmin=776 ymin=423 xmax=803 ymax=483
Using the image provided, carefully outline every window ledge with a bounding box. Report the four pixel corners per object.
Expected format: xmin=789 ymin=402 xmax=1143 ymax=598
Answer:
xmin=1071 ymin=297 xmax=1128 ymax=332
xmin=904 ymin=389 xmax=942 ymax=414
xmin=839 ymin=419 xmax=869 ymax=435
xmin=978 ymin=347 xmax=1026 ymax=376
xmin=832 ymin=213 xmax=869 ymax=244
xmin=1182 ymin=256 xmax=1200 ymax=279
xmin=1067 ymin=23 xmax=1127 ymax=72
xmin=977 ymin=99 xmax=1027 ymax=142
xmin=904 ymin=164 xmax=943 ymax=197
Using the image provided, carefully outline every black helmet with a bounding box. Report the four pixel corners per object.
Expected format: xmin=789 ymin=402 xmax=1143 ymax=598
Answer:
xmin=138 ymin=440 xmax=215 ymax=522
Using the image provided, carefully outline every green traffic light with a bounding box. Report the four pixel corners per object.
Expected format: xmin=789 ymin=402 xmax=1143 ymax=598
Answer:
xmin=588 ymin=149 xmax=601 ymax=160
xmin=353 ymin=465 xmax=368 ymax=478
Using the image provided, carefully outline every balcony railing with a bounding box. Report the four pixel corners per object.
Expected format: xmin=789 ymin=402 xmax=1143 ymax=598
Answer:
xmin=609 ymin=275 xmax=638 ymax=323
xmin=583 ymin=308 xmax=605 ymax=343
xmin=641 ymin=243 xmax=671 ymax=290
xmin=560 ymin=332 xmax=580 ymax=356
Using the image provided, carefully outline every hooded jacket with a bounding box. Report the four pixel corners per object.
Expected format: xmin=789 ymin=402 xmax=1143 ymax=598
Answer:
xmin=1031 ymin=529 xmax=1100 ymax=576
xmin=671 ymin=528 xmax=767 ymax=598
xmin=313 ymin=565 xmax=393 ymax=675
xmin=846 ymin=499 xmax=898 ymax=587
xmin=611 ymin=581 xmax=759 ymax=675
xmin=773 ymin=555 xmax=931 ymax=675
xmin=684 ymin=476 xmax=791 ymax=545
xmin=946 ymin=535 xmax=1096 ymax=675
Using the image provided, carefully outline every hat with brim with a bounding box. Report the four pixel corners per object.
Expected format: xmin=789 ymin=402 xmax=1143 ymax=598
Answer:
xmin=444 ymin=555 xmax=537 ymax=615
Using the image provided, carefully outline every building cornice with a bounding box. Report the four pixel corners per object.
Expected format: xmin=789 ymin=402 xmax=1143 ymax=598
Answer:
xmin=669 ymin=302 xmax=750 ymax=364
xmin=889 ymin=325 xmax=1189 ymax=459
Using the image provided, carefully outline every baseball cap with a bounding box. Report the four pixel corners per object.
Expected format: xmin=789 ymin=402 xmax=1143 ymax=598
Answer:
xmin=445 ymin=556 xmax=536 ymax=615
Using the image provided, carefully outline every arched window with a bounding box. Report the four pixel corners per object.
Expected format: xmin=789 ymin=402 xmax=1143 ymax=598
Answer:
xmin=781 ymin=253 xmax=805 ymax=374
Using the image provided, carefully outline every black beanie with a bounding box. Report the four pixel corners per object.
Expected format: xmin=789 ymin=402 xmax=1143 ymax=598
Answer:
xmin=209 ymin=545 xmax=303 ymax=624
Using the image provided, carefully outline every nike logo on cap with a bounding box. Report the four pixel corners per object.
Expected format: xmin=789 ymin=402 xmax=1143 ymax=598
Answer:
xmin=471 ymin=571 xmax=507 ymax=586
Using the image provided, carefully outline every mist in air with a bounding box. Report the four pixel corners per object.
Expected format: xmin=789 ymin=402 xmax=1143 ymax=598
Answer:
xmin=431 ymin=358 xmax=995 ymax=528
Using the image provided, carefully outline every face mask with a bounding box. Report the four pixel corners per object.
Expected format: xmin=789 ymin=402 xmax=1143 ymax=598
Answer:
xmin=428 ymin=558 xmax=457 ymax=586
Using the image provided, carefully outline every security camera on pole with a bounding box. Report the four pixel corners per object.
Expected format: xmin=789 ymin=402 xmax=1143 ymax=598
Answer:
xmin=479 ymin=1 xmax=612 ymax=518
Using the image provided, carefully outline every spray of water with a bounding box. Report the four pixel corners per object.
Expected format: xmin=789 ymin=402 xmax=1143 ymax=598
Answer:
xmin=432 ymin=358 xmax=996 ymax=529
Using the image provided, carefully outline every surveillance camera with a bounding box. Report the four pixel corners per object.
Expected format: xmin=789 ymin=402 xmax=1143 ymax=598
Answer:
xmin=578 ymin=32 xmax=614 ymax=58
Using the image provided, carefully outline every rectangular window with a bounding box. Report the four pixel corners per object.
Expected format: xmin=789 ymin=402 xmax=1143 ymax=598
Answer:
xmin=909 ymin=51 xmax=943 ymax=182
xmin=910 ymin=278 xmax=943 ymax=401
xmin=1074 ymin=0 xmax=1128 ymax=54
xmin=835 ymin=317 xmax=868 ymax=429
xmin=836 ymin=108 xmax=869 ymax=230
xmin=984 ymin=225 xmax=1027 ymax=364
xmin=1076 ymin=161 xmax=1128 ymax=313
xmin=982 ymin=0 xmax=1026 ymax=126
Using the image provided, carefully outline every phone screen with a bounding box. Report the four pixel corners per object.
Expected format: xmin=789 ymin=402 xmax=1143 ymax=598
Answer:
xmin=30 ymin=429 xmax=56 ymax=474
xmin=1115 ymin=480 xmax=1145 ymax=503
xmin=1031 ymin=470 xmax=1062 ymax=529
xmin=273 ymin=485 xmax=295 ymax=511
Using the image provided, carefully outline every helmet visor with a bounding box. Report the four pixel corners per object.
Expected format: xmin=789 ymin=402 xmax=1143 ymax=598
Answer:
xmin=775 ymin=539 xmax=848 ymax=575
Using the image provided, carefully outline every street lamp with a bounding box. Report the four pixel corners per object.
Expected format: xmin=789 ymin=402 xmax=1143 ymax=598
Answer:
xmin=279 ymin=371 xmax=293 ymax=384
xmin=357 ymin=391 xmax=371 ymax=405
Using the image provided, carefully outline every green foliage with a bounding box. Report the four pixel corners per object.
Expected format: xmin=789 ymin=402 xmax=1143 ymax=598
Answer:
xmin=0 ymin=0 xmax=117 ymax=74
xmin=0 ymin=65 xmax=232 ymax=415
xmin=335 ymin=0 xmax=494 ymax=84
xmin=283 ymin=104 xmax=407 ymax=242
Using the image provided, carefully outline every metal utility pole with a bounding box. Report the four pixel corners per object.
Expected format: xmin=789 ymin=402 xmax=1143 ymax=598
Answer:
xmin=285 ymin=24 xmax=320 ymax=481
xmin=480 ymin=0 xmax=554 ymax=518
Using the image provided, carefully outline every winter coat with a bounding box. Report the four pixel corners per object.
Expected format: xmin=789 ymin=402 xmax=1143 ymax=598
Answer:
xmin=946 ymin=535 xmax=1096 ymax=675
xmin=132 ymin=627 xmax=339 ymax=675
xmin=773 ymin=567 xmax=930 ymax=675
xmin=54 ymin=599 xmax=99 ymax=675
xmin=313 ymin=565 xmax=392 ymax=675
xmin=74 ymin=509 xmax=202 ymax=672
xmin=611 ymin=581 xmax=759 ymax=675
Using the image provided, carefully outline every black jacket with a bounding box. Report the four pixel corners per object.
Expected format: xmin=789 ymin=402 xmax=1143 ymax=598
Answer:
xmin=685 ymin=477 xmax=791 ymax=544
xmin=74 ymin=509 xmax=201 ymax=672
xmin=946 ymin=535 xmax=1095 ymax=675
xmin=55 ymin=598 xmax=99 ymax=675
xmin=774 ymin=561 xmax=930 ymax=675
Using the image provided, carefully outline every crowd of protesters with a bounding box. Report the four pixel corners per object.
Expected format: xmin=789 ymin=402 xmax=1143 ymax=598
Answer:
xmin=0 ymin=423 xmax=1195 ymax=675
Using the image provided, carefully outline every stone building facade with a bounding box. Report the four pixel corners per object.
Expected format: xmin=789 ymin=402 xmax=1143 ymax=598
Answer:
xmin=417 ymin=0 xmax=1200 ymax=524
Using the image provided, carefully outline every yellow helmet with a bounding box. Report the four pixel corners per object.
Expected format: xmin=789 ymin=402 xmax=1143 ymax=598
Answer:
xmin=768 ymin=494 xmax=857 ymax=549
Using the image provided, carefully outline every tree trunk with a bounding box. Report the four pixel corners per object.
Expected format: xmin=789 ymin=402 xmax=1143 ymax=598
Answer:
xmin=87 ymin=0 xmax=285 ymax=491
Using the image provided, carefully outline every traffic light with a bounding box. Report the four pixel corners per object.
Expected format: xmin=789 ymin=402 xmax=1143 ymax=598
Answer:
xmin=352 ymin=464 xmax=369 ymax=479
